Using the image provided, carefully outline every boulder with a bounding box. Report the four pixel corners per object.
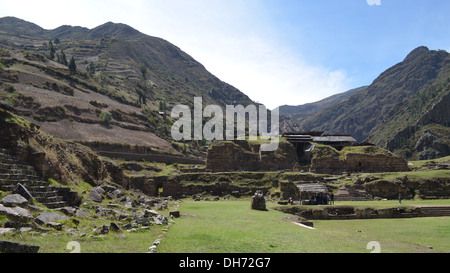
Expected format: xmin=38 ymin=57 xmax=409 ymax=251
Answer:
xmin=109 ymin=222 xmax=121 ymax=232
xmin=0 ymin=241 xmax=39 ymax=253
xmin=34 ymin=211 xmax=69 ymax=226
xmin=0 ymin=228 xmax=16 ymax=236
xmin=88 ymin=187 xmax=104 ymax=203
xmin=0 ymin=204 xmax=32 ymax=222
xmin=75 ymin=208 xmax=90 ymax=218
xmin=169 ymin=211 xmax=180 ymax=218
xmin=1 ymin=194 xmax=29 ymax=207
xmin=13 ymin=184 xmax=34 ymax=201
xmin=57 ymin=206 xmax=77 ymax=216
xmin=251 ymin=190 xmax=267 ymax=211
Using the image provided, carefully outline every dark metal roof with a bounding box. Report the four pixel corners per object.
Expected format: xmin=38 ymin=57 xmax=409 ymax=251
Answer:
xmin=312 ymin=135 xmax=357 ymax=143
xmin=283 ymin=132 xmax=356 ymax=143
xmin=282 ymin=131 xmax=324 ymax=137
xmin=296 ymin=183 xmax=328 ymax=193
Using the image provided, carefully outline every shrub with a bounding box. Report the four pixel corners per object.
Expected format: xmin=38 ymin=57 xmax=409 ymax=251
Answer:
xmin=99 ymin=111 xmax=112 ymax=125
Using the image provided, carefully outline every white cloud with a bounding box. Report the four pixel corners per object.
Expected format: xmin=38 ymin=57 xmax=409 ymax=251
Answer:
xmin=0 ymin=0 xmax=351 ymax=109
xmin=186 ymin=35 xmax=351 ymax=109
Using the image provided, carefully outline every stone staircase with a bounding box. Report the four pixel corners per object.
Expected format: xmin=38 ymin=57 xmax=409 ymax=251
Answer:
xmin=0 ymin=148 xmax=75 ymax=209
xmin=418 ymin=206 xmax=450 ymax=217
xmin=333 ymin=185 xmax=372 ymax=201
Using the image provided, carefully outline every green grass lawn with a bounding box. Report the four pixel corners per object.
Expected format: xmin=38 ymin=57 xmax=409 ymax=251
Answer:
xmin=2 ymin=198 xmax=449 ymax=253
xmin=157 ymin=198 xmax=450 ymax=253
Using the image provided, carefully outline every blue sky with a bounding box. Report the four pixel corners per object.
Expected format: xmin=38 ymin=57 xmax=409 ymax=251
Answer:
xmin=2 ymin=0 xmax=450 ymax=109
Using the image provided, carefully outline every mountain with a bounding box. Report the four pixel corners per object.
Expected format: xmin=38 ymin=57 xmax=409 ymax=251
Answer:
xmin=0 ymin=17 xmax=256 ymax=159
xmin=281 ymin=46 xmax=450 ymax=160
xmin=278 ymin=86 xmax=367 ymax=117
xmin=278 ymin=86 xmax=367 ymax=132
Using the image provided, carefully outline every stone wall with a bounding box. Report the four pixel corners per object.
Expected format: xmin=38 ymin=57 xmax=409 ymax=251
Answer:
xmin=206 ymin=140 xmax=298 ymax=172
xmin=128 ymin=174 xmax=269 ymax=198
xmin=364 ymin=177 xmax=450 ymax=200
xmin=311 ymin=145 xmax=409 ymax=174
xmin=82 ymin=141 xmax=205 ymax=165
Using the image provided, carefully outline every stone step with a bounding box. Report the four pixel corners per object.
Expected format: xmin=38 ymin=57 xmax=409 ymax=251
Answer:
xmin=0 ymin=180 xmax=49 ymax=188
xmin=0 ymin=149 xmax=72 ymax=209
xmin=334 ymin=196 xmax=370 ymax=201
xmin=41 ymin=201 xmax=67 ymax=209
xmin=35 ymin=195 xmax=64 ymax=203
xmin=420 ymin=207 xmax=450 ymax=216
xmin=0 ymin=185 xmax=15 ymax=191
xmin=0 ymin=173 xmax=39 ymax=180
xmin=0 ymin=168 xmax=37 ymax=176
xmin=0 ymin=179 xmax=43 ymax=186
xmin=0 ymin=163 xmax=35 ymax=173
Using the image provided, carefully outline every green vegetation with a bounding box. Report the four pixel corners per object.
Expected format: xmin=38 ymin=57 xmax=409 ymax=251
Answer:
xmin=99 ymin=111 xmax=112 ymax=125
xmin=68 ymin=56 xmax=76 ymax=75
xmin=408 ymin=155 xmax=450 ymax=170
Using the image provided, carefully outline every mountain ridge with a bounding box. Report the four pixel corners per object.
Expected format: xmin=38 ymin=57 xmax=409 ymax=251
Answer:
xmin=281 ymin=46 xmax=450 ymax=160
xmin=0 ymin=16 xmax=256 ymax=159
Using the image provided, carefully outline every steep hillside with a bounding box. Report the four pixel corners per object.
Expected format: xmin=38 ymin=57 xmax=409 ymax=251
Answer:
xmin=278 ymin=86 xmax=367 ymax=133
xmin=278 ymin=86 xmax=367 ymax=117
xmin=283 ymin=46 xmax=450 ymax=160
xmin=0 ymin=17 xmax=256 ymax=159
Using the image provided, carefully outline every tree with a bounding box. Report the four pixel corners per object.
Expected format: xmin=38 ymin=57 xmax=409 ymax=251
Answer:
xmin=99 ymin=111 xmax=112 ymax=125
xmin=140 ymin=64 xmax=147 ymax=79
xmin=136 ymin=84 xmax=148 ymax=106
xmin=57 ymin=49 xmax=68 ymax=65
xmin=87 ymin=61 xmax=96 ymax=76
xmin=68 ymin=56 xmax=77 ymax=76
xmin=48 ymin=40 xmax=55 ymax=60
xmin=159 ymin=100 xmax=167 ymax=112
xmin=135 ymin=64 xmax=152 ymax=107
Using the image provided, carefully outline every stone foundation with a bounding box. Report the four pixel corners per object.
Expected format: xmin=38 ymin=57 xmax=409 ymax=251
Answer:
xmin=206 ymin=140 xmax=298 ymax=172
xmin=312 ymin=145 xmax=409 ymax=174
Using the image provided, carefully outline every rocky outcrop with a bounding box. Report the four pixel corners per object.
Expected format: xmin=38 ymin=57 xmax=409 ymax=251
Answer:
xmin=414 ymin=129 xmax=450 ymax=160
xmin=206 ymin=140 xmax=298 ymax=172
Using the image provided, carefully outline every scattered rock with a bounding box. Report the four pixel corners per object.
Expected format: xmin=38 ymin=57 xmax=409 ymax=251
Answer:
xmin=19 ymin=227 xmax=33 ymax=233
xmin=88 ymin=187 xmax=104 ymax=203
xmin=109 ymin=222 xmax=121 ymax=232
xmin=148 ymin=245 xmax=157 ymax=253
xmin=0 ymin=204 xmax=33 ymax=222
xmin=169 ymin=211 xmax=180 ymax=218
xmin=1 ymin=194 xmax=29 ymax=207
xmin=0 ymin=240 xmax=39 ymax=253
xmin=13 ymin=184 xmax=34 ymax=201
xmin=0 ymin=228 xmax=16 ymax=235
xmin=34 ymin=211 xmax=69 ymax=226
xmin=144 ymin=209 xmax=159 ymax=217
xmin=75 ymin=208 xmax=90 ymax=218
xmin=57 ymin=206 xmax=77 ymax=216
xmin=46 ymin=222 xmax=64 ymax=230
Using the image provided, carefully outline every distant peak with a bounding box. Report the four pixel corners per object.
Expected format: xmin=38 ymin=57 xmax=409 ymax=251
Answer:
xmin=88 ymin=21 xmax=141 ymax=39
xmin=0 ymin=16 xmax=44 ymax=35
xmin=403 ymin=46 xmax=430 ymax=62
